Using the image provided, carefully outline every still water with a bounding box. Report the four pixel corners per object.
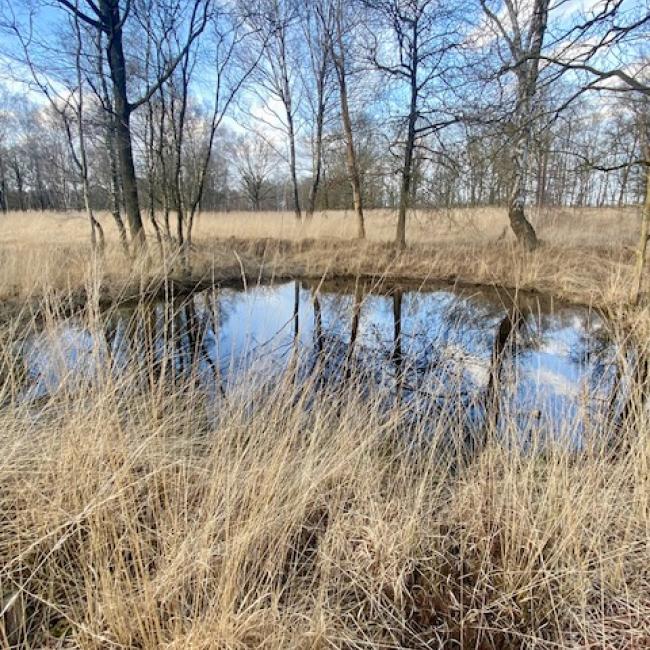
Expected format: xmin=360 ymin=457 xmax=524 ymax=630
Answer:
xmin=22 ymin=280 xmax=624 ymax=444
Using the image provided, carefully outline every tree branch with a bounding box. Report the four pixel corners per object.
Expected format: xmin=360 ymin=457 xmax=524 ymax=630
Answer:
xmin=53 ymin=0 xmax=103 ymax=31
xmin=128 ymin=0 xmax=210 ymax=113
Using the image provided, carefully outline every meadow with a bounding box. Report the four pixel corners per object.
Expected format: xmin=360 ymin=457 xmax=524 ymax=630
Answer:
xmin=0 ymin=206 xmax=641 ymax=307
xmin=0 ymin=207 xmax=649 ymax=648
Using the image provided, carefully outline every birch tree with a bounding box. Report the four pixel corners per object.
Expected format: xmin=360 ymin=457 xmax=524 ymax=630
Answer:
xmin=319 ymin=0 xmax=366 ymax=238
xmin=479 ymin=0 xmax=552 ymax=250
xmin=529 ymin=0 xmax=650 ymax=300
xmin=243 ymin=0 xmax=303 ymax=220
xmin=299 ymin=0 xmax=333 ymax=218
xmin=364 ymin=0 xmax=459 ymax=248
xmin=51 ymin=0 xmax=210 ymax=250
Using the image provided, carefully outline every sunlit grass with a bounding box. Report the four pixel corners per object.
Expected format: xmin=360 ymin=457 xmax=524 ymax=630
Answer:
xmin=0 ymin=206 xmax=643 ymax=307
xmin=0 ymin=208 xmax=648 ymax=646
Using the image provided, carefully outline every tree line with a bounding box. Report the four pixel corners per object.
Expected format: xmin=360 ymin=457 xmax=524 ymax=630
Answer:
xmin=0 ymin=0 xmax=647 ymax=253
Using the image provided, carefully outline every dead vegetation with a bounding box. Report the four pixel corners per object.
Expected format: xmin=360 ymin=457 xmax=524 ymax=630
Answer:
xmin=0 ymin=207 xmax=644 ymax=309
xmin=0 ymin=207 xmax=649 ymax=648
xmin=0 ymin=306 xmax=648 ymax=648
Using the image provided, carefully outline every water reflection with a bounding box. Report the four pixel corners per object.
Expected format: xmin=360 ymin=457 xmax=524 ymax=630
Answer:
xmin=20 ymin=280 xmax=623 ymax=445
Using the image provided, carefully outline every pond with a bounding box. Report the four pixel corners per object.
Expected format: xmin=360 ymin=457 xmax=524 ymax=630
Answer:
xmin=20 ymin=279 xmax=630 ymax=447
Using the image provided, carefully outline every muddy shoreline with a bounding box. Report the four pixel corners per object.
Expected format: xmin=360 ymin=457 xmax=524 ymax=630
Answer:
xmin=0 ymin=270 xmax=614 ymax=329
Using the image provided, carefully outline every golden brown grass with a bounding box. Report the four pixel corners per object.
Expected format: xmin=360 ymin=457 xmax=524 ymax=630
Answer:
xmin=0 ymin=206 xmax=649 ymax=647
xmin=0 ymin=206 xmax=639 ymax=250
xmin=0 ymin=289 xmax=649 ymax=648
xmin=0 ymin=206 xmax=644 ymax=308
xmin=189 ymin=205 xmax=639 ymax=246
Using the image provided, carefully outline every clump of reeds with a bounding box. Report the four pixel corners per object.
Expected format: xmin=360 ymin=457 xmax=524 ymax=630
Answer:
xmin=0 ymin=283 xmax=648 ymax=648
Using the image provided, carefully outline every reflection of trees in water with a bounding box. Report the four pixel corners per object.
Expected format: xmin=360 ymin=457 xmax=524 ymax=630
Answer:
xmin=15 ymin=281 xmax=628 ymax=457
xmin=313 ymin=290 xmax=323 ymax=357
xmin=302 ymin=284 xmax=562 ymax=407
xmin=297 ymin=284 xmax=512 ymax=445
xmin=393 ymin=289 xmax=403 ymax=376
xmin=105 ymin=292 xmax=229 ymax=395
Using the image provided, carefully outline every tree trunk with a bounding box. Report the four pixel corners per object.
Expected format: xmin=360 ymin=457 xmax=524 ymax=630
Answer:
xmin=156 ymin=88 xmax=173 ymax=243
xmin=508 ymin=77 xmax=540 ymax=251
xmin=618 ymin=133 xmax=637 ymax=207
xmin=286 ymin=107 xmax=302 ymax=221
xmin=504 ymin=0 xmax=550 ymax=250
xmin=97 ymin=31 xmax=129 ymax=256
xmin=12 ymin=160 xmax=25 ymax=211
xmin=618 ymin=165 xmax=630 ymax=207
xmin=630 ymin=146 xmax=650 ymax=305
xmin=394 ymin=14 xmax=424 ymax=249
xmin=339 ymin=83 xmax=365 ymax=239
xmin=307 ymin=49 xmax=328 ymax=219
xmin=397 ymin=59 xmax=418 ymax=250
xmin=332 ymin=32 xmax=365 ymax=239
xmin=82 ymin=175 xmax=105 ymax=255
xmin=70 ymin=14 xmax=104 ymax=255
xmin=100 ymin=0 xmax=146 ymax=249
xmin=113 ymin=105 xmax=145 ymax=247
xmin=170 ymin=52 xmax=191 ymax=259
xmin=307 ymin=103 xmax=325 ymax=218
xmin=144 ymin=91 xmax=163 ymax=254
xmin=277 ymin=36 xmax=302 ymax=222
xmin=106 ymin=126 xmax=130 ymax=255
xmin=34 ymin=159 xmax=46 ymax=210
xmin=508 ymin=110 xmax=539 ymax=248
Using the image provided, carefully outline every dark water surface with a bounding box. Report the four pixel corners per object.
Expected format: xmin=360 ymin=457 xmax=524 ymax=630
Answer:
xmin=22 ymin=280 xmax=624 ymax=444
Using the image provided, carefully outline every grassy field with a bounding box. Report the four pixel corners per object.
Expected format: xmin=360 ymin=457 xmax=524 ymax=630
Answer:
xmin=0 ymin=206 xmax=643 ymax=307
xmin=1 ymin=207 xmax=649 ymax=648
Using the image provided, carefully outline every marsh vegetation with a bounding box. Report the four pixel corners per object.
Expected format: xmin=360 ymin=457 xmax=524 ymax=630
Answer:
xmin=1 ymin=248 xmax=649 ymax=647
xmin=1 ymin=0 xmax=649 ymax=646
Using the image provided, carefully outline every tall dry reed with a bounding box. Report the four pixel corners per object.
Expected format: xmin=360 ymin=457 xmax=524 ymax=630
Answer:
xmin=0 ymin=278 xmax=648 ymax=648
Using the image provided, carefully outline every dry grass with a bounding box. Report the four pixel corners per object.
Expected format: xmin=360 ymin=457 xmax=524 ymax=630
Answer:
xmin=0 ymin=206 xmax=639 ymax=247
xmin=0 ymin=207 xmax=649 ymax=646
xmin=0 ymin=206 xmax=644 ymax=309
xmin=0 ymin=287 xmax=649 ymax=648
xmin=188 ymin=205 xmax=640 ymax=246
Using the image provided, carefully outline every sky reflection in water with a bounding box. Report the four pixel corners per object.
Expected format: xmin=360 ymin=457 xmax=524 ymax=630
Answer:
xmin=23 ymin=281 xmax=618 ymax=444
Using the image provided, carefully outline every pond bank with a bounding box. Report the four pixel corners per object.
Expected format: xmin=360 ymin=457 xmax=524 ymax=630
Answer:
xmin=0 ymin=236 xmax=643 ymax=326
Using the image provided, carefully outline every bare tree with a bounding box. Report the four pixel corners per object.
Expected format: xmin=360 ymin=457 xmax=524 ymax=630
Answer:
xmin=243 ymin=0 xmax=303 ymax=220
xmin=183 ymin=12 xmax=262 ymax=249
xmin=299 ymin=0 xmax=333 ymax=218
xmin=70 ymin=11 xmax=105 ymax=253
xmin=528 ymin=0 xmax=650 ymax=300
xmin=364 ymin=0 xmax=458 ymax=248
xmin=6 ymin=8 xmax=106 ymax=251
xmin=320 ymin=0 xmax=365 ymax=239
xmin=479 ymin=0 xmax=552 ymax=250
xmin=231 ymin=133 xmax=277 ymax=209
xmin=94 ymin=30 xmax=130 ymax=257
xmin=51 ymin=0 xmax=210 ymax=250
